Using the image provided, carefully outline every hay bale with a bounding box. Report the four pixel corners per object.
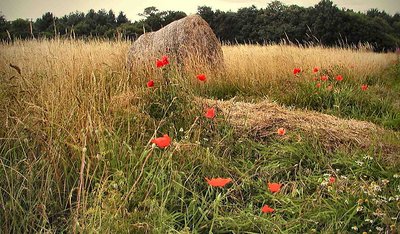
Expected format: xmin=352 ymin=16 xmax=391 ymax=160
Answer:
xmin=128 ymin=14 xmax=224 ymax=72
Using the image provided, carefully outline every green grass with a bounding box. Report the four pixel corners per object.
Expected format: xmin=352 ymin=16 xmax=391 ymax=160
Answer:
xmin=1 ymin=47 xmax=400 ymax=233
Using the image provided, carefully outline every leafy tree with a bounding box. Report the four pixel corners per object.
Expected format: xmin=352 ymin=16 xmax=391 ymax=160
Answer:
xmin=3 ymin=2 xmax=400 ymax=50
xmin=10 ymin=18 xmax=30 ymax=39
xmin=35 ymin=12 xmax=55 ymax=33
xmin=116 ymin=11 xmax=129 ymax=25
xmin=0 ymin=13 xmax=9 ymax=40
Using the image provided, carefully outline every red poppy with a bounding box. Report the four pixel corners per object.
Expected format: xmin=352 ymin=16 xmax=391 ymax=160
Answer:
xmin=293 ymin=68 xmax=301 ymax=75
xmin=329 ymin=177 xmax=336 ymax=184
xmin=205 ymin=177 xmax=232 ymax=187
xmin=327 ymin=85 xmax=333 ymax=91
xmin=361 ymin=84 xmax=368 ymax=91
xmin=313 ymin=77 xmax=319 ymax=81
xmin=147 ymin=80 xmax=154 ymax=88
xmin=151 ymin=134 xmax=171 ymax=149
xmin=268 ymin=183 xmax=282 ymax=193
xmin=205 ymin=107 xmax=216 ymax=119
xmin=321 ymin=75 xmax=328 ymax=81
xmin=313 ymin=67 xmax=319 ymax=73
xmin=316 ymin=83 xmax=321 ymax=88
xmin=156 ymin=59 xmax=164 ymax=68
xmin=197 ymin=74 xmax=206 ymax=81
xmin=261 ymin=205 xmax=275 ymax=213
xmin=161 ymin=55 xmax=169 ymax=66
xmin=336 ymin=75 xmax=343 ymax=81
xmin=277 ymin=128 xmax=286 ymax=135
xmin=156 ymin=55 xmax=169 ymax=68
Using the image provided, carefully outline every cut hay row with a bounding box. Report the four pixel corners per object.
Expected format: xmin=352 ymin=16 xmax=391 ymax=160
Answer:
xmin=203 ymin=98 xmax=400 ymax=155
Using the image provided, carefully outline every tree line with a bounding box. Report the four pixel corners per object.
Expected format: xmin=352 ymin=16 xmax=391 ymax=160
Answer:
xmin=0 ymin=0 xmax=399 ymax=51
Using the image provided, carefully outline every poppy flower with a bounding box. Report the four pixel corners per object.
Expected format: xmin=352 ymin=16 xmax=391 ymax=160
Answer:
xmin=327 ymin=85 xmax=333 ymax=91
xmin=316 ymin=83 xmax=321 ymax=88
xmin=329 ymin=177 xmax=336 ymax=184
xmin=361 ymin=84 xmax=368 ymax=91
xmin=197 ymin=74 xmax=206 ymax=81
xmin=277 ymin=128 xmax=286 ymax=135
xmin=293 ymin=68 xmax=301 ymax=75
xmin=205 ymin=107 xmax=216 ymax=119
xmin=161 ymin=55 xmax=169 ymax=66
xmin=261 ymin=205 xmax=275 ymax=213
xmin=156 ymin=59 xmax=164 ymax=68
xmin=268 ymin=183 xmax=282 ymax=193
xmin=313 ymin=67 xmax=319 ymax=73
xmin=321 ymin=75 xmax=328 ymax=81
xmin=205 ymin=177 xmax=232 ymax=187
xmin=147 ymin=80 xmax=154 ymax=88
xmin=156 ymin=55 xmax=169 ymax=68
xmin=151 ymin=134 xmax=171 ymax=149
xmin=313 ymin=77 xmax=318 ymax=81
xmin=336 ymin=75 xmax=343 ymax=81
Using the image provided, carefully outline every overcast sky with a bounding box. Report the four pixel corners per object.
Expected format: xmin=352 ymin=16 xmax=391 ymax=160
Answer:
xmin=1 ymin=0 xmax=399 ymax=21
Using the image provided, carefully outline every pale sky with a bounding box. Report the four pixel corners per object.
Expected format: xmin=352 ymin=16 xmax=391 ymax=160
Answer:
xmin=1 ymin=0 xmax=399 ymax=21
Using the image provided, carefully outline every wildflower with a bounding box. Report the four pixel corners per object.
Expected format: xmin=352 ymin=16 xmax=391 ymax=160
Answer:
xmin=156 ymin=55 xmax=169 ymax=68
xmin=313 ymin=77 xmax=319 ymax=81
xmin=336 ymin=75 xmax=343 ymax=81
xmin=356 ymin=206 xmax=364 ymax=212
xmin=316 ymin=83 xmax=321 ymax=88
xmin=365 ymin=218 xmax=373 ymax=223
xmin=328 ymin=177 xmax=336 ymax=184
xmin=313 ymin=67 xmax=319 ymax=73
xmin=351 ymin=226 xmax=358 ymax=231
xmin=361 ymin=84 xmax=368 ymax=91
xmin=376 ymin=227 xmax=383 ymax=232
xmin=293 ymin=68 xmax=301 ymax=75
xmin=147 ymin=80 xmax=154 ymax=88
xmin=197 ymin=74 xmax=206 ymax=81
xmin=363 ymin=155 xmax=373 ymax=160
xmin=327 ymin=85 xmax=333 ymax=91
xmin=277 ymin=128 xmax=286 ymax=135
xmin=268 ymin=182 xmax=282 ymax=193
xmin=205 ymin=107 xmax=216 ymax=119
xmin=161 ymin=55 xmax=169 ymax=65
xmin=151 ymin=134 xmax=171 ymax=149
xmin=321 ymin=181 xmax=329 ymax=186
xmin=261 ymin=205 xmax=275 ymax=213
xmin=381 ymin=179 xmax=389 ymax=186
xmin=205 ymin=177 xmax=232 ymax=187
xmin=321 ymin=75 xmax=328 ymax=81
xmin=355 ymin=160 xmax=364 ymax=166
xmin=156 ymin=60 xmax=164 ymax=68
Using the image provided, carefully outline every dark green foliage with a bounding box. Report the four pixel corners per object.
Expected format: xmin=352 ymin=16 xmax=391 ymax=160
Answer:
xmin=1 ymin=1 xmax=400 ymax=49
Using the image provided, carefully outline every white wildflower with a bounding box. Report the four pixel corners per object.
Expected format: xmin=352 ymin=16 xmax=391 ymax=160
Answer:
xmin=363 ymin=155 xmax=373 ymax=160
xmin=355 ymin=160 xmax=364 ymax=166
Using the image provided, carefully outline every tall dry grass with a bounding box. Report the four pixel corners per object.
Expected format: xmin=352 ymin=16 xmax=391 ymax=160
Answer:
xmin=0 ymin=39 xmax=398 ymax=232
xmin=219 ymin=44 xmax=396 ymax=93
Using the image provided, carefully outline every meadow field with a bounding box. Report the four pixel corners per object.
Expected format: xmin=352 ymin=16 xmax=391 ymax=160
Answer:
xmin=1 ymin=40 xmax=400 ymax=233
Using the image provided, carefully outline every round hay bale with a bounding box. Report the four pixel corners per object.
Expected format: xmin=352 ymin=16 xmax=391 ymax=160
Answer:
xmin=128 ymin=14 xmax=224 ymax=72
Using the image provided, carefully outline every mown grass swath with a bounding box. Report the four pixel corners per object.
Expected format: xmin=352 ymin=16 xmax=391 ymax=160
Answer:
xmin=0 ymin=39 xmax=399 ymax=233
